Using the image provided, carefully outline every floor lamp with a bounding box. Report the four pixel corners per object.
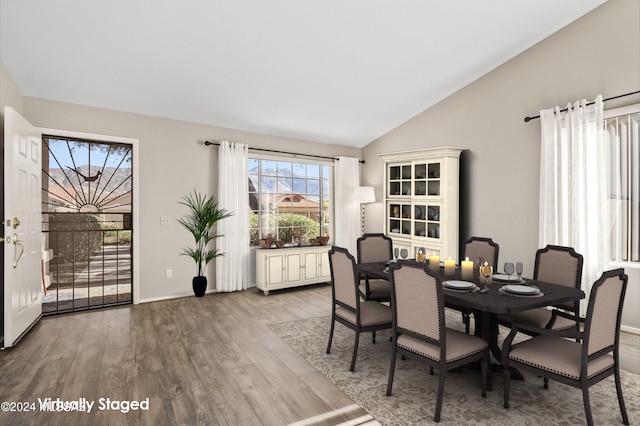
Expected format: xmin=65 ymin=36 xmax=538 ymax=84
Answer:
xmin=354 ymin=186 xmax=375 ymax=235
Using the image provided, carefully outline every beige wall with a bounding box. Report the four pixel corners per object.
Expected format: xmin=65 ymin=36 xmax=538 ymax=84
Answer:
xmin=361 ymin=0 xmax=640 ymax=330
xmin=2 ymin=0 xmax=638 ymax=328
xmin=16 ymin=97 xmax=360 ymax=302
xmin=0 ymin=59 xmax=23 ymax=116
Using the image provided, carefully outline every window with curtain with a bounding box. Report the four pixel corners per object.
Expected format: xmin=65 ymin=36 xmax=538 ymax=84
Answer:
xmin=606 ymin=104 xmax=640 ymax=263
xmin=248 ymin=156 xmax=333 ymax=246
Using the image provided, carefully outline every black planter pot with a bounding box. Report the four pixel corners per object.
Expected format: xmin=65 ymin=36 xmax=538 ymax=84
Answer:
xmin=192 ymin=276 xmax=207 ymax=297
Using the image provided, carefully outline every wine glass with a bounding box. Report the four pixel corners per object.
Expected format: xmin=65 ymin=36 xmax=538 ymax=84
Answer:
xmin=516 ymin=262 xmax=524 ymax=281
xmin=400 ymin=248 xmax=408 ymax=260
xmin=504 ymin=262 xmax=514 ymax=282
xmin=480 ymin=262 xmax=493 ymax=289
xmin=476 ymin=257 xmax=485 ymax=278
xmin=393 ymin=248 xmax=399 ymax=262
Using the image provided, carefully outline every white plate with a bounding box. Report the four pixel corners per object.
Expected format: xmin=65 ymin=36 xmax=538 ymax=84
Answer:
xmin=492 ymin=274 xmax=522 ymax=283
xmin=443 ymin=280 xmax=474 ymax=290
xmin=428 ymin=207 xmax=436 ymax=220
xmin=502 ymin=284 xmax=540 ymax=295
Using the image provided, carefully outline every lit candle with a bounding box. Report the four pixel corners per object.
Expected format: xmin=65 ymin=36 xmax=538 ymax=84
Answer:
xmin=461 ymin=257 xmax=474 ymax=281
xmin=429 ymin=254 xmax=440 ymax=271
xmin=444 ymin=257 xmax=456 ymax=276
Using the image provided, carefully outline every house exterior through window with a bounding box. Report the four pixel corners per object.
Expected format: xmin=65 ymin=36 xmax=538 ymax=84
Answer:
xmin=248 ymin=156 xmax=332 ymax=246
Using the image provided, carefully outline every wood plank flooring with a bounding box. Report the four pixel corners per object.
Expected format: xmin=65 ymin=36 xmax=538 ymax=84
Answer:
xmin=0 ymin=283 xmax=637 ymax=425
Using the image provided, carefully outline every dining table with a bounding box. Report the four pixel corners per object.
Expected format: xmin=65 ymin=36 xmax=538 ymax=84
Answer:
xmin=356 ymin=259 xmax=585 ymax=389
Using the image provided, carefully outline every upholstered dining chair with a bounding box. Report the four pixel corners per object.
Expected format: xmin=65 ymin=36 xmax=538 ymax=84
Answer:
xmin=498 ymin=245 xmax=584 ymax=335
xmin=356 ymin=233 xmax=393 ymax=302
xmin=451 ymin=236 xmax=500 ymax=333
xmin=386 ymin=261 xmax=488 ymax=423
xmin=326 ymin=246 xmax=393 ymax=372
xmin=463 ymin=236 xmax=500 ymax=270
xmin=502 ymin=268 xmax=629 ymax=426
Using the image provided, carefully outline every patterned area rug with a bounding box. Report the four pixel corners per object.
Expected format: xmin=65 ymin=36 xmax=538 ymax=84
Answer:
xmin=270 ymin=313 xmax=640 ymax=425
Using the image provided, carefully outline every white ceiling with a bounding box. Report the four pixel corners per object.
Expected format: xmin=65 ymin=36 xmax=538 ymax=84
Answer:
xmin=0 ymin=1 xmax=605 ymax=147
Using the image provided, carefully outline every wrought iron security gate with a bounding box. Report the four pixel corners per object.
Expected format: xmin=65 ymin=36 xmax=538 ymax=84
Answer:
xmin=41 ymin=136 xmax=133 ymax=314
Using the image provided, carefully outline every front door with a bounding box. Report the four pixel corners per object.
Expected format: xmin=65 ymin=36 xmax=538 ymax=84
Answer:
xmin=41 ymin=135 xmax=133 ymax=313
xmin=3 ymin=107 xmax=43 ymax=348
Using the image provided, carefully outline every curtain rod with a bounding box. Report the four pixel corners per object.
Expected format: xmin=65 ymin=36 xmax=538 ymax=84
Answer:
xmin=204 ymin=140 xmax=365 ymax=163
xmin=523 ymin=90 xmax=640 ymax=122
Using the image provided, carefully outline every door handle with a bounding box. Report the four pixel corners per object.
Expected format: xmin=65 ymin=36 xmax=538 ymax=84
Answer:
xmin=12 ymin=217 xmax=21 ymax=229
xmin=12 ymin=233 xmax=24 ymax=268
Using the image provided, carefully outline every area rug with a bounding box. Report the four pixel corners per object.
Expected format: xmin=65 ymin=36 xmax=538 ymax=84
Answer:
xmin=270 ymin=314 xmax=640 ymax=425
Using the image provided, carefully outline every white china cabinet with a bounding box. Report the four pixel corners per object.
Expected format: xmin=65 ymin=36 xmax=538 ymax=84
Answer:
xmin=379 ymin=147 xmax=465 ymax=261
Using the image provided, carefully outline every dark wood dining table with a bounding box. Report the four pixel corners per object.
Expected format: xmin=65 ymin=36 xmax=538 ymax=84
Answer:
xmin=356 ymin=260 xmax=585 ymax=389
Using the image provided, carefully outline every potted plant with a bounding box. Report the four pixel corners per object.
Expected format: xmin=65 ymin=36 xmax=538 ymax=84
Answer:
xmin=178 ymin=190 xmax=232 ymax=297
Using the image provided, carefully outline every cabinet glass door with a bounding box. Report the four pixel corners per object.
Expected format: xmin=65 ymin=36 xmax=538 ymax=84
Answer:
xmin=414 ymin=203 xmax=427 ymax=237
xmin=427 ymin=162 xmax=441 ymax=196
xmin=415 ymin=203 xmax=441 ymax=239
xmin=388 ymin=202 xmax=411 ymax=236
xmin=426 ymin=205 xmax=440 ymax=239
xmin=388 ymin=163 xmax=412 ymax=197
xmin=414 ymin=163 xmax=427 ymax=196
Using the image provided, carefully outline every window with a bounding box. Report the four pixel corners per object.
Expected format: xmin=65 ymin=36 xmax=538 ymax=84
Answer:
xmin=605 ymin=104 xmax=639 ymax=263
xmin=248 ymin=156 xmax=332 ymax=246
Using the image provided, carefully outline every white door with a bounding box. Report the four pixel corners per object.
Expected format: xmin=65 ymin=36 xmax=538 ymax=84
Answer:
xmin=3 ymin=107 xmax=42 ymax=348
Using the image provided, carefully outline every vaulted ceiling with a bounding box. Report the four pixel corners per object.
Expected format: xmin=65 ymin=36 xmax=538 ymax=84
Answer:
xmin=0 ymin=1 xmax=605 ymax=147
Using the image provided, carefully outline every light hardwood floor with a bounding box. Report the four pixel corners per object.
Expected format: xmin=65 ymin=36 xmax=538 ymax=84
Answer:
xmin=0 ymin=284 xmax=637 ymax=425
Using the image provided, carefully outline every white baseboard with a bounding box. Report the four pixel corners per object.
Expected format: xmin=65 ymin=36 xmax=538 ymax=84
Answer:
xmin=621 ymin=325 xmax=640 ymax=335
xmin=136 ymin=285 xmax=259 ymax=304
xmin=138 ymin=290 xmax=203 ymax=304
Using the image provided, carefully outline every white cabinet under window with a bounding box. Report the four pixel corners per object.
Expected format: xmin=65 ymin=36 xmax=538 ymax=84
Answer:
xmin=255 ymin=246 xmax=331 ymax=295
xmin=379 ymin=147 xmax=465 ymax=261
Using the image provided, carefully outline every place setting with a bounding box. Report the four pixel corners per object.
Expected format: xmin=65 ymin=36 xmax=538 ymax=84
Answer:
xmin=442 ymin=280 xmax=482 ymax=294
xmin=496 ymin=262 xmax=544 ymax=298
xmin=491 ymin=261 xmax=525 ymax=283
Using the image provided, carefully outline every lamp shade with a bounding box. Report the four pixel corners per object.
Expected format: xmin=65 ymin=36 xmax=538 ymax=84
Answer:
xmin=354 ymin=186 xmax=375 ymax=203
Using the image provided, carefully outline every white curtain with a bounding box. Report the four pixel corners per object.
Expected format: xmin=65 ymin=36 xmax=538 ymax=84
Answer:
xmin=539 ymin=95 xmax=606 ymax=312
xmin=606 ymin=110 xmax=640 ymax=262
xmin=334 ymin=156 xmax=361 ymax=256
xmin=216 ymin=141 xmax=250 ymax=292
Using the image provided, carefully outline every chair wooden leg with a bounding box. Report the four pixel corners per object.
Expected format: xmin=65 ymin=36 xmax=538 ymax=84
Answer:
xmin=582 ymin=386 xmax=594 ymax=426
xmin=614 ymin=367 xmax=630 ymax=425
xmin=434 ymin=371 xmax=445 ymax=422
xmin=386 ymin=346 xmax=398 ymax=396
xmin=503 ymin=366 xmax=511 ymax=409
xmin=480 ymin=351 xmax=488 ymax=398
xmin=326 ymin=316 xmax=335 ymax=354
xmin=462 ymin=312 xmax=470 ymax=334
xmin=473 ymin=311 xmax=481 ymax=337
xmin=350 ymin=331 xmax=360 ymax=372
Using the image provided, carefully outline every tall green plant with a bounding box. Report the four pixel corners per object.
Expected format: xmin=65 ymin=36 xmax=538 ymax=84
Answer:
xmin=177 ymin=191 xmax=233 ymax=276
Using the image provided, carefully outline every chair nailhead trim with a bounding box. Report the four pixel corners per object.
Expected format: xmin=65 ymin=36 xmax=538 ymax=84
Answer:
xmin=509 ymin=356 xmax=611 ymax=380
xmin=399 ymin=343 xmax=484 ymax=363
